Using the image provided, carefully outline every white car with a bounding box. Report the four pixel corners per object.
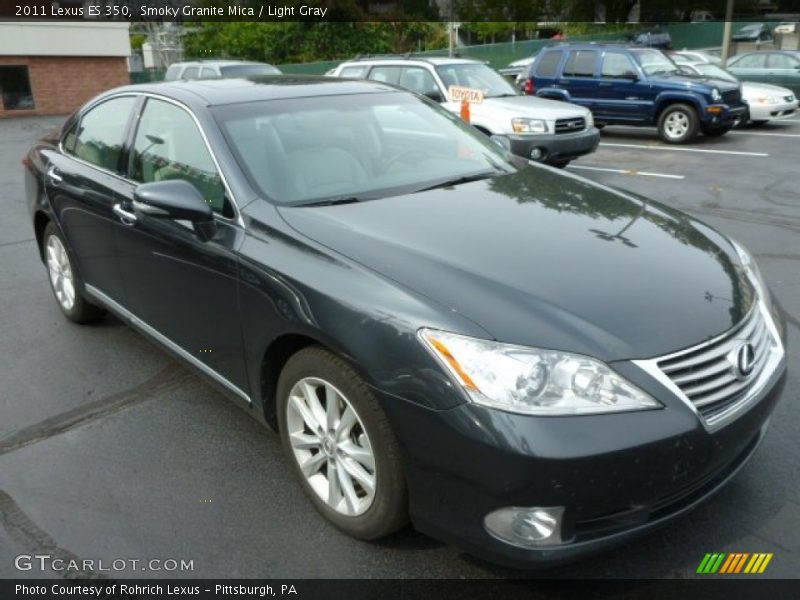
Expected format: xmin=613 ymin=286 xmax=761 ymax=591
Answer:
xmin=774 ymin=22 xmax=797 ymax=35
xmin=672 ymin=50 xmax=722 ymax=65
xmin=330 ymin=56 xmax=600 ymax=167
xmin=682 ymin=62 xmax=798 ymax=124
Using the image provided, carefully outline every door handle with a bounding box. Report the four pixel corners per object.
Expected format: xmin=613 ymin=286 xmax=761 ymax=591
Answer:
xmin=47 ymin=166 xmax=63 ymax=183
xmin=113 ymin=203 xmax=137 ymax=225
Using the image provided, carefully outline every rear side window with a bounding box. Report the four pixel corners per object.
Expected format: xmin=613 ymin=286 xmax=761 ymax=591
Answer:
xmin=339 ymin=65 xmax=369 ymax=78
xmin=535 ymin=51 xmax=562 ymax=77
xmin=182 ymin=66 xmax=200 ymax=80
xmin=67 ymin=96 xmax=137 ymax=173
xmin=368 ymin=66 xmax=402 ymax=84
xmin=200 ymin=68 xmax=217 ymax=79
xmin=563 ymin=50 xmax=597 ymax=78
xmin=767 ymin=53 xmax=799 ymax=68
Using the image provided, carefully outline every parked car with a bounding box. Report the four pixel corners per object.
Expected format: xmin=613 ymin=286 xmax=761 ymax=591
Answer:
xmin=672 ymin=50 xmax=722 ymax=65
xmin=680 ymin=62 xmax=798 ymax=125
xmin=727 ymin=51 xmax=800 ymax=96
xmin=24 ymin=76 xmax=787 ymax=568
xmin=527 ymin=44 xmax=748 ymax=143
xmin=773 ymin=22 xmax=797 ymax=35
xmin=731 ymin=23 xmax=773 ymax=43
xmin=330 ymin=56 xmax=599 ymax=167
xmin=629 ymin=31 xmax=672 ymax=50
xmin=164 ymin=60 xmax=281 ymax=81
xmin=499 ymin=55 xmax=536 ymax=90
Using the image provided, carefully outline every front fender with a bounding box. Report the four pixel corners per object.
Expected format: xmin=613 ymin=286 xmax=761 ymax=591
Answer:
xmin=654 ymin=92 xmax=706 ymax=119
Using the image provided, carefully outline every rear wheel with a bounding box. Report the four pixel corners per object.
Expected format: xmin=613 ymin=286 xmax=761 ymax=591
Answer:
xmin=43 ymin=222 xmax=105 ymax=324
xmin=277 ymin=347 xmax=408 ymax=540
xmin=657 ymin=104 xmax=699 ymax=144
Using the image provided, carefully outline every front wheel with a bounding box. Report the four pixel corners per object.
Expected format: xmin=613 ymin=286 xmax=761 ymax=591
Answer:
xmin=277 ymin=347 xmax=408 ymax=540
xmin=657 ymin=104 xmax=699 ymax=144
xmin=42 ymin=222 xmax=105 ymax=324
xmin=549 ymin=160 xmax=571 ymax=169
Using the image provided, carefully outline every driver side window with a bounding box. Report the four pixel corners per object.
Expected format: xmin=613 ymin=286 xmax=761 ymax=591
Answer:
xmin=398 ymin=67 xmax=443 ymax=101
xmin=130 ymin=98 xmax=232 ymax=218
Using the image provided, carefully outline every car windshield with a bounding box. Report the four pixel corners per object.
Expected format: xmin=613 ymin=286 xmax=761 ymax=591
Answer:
xmin=435 ymin=63 xmax=519 ymax=98
xmin=213 ymin=91 xmax=514 ymax=206
xmin=631 ymin=49 xmax=680 ymax=76
xmin=695 ymin=64 xmax=738 ymax=83
xmin=220 ymin=64 xmax=281 ymax=77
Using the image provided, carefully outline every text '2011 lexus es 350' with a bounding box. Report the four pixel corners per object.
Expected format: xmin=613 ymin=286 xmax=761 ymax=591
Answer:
xmin=25 ymin=76 xmax=786 ymax=568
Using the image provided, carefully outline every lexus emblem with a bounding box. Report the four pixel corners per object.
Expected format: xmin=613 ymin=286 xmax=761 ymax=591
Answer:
xmin=729 ymin=341 xmax=755 ymax=381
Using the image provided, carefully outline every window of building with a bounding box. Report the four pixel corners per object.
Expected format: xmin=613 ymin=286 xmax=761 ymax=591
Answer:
xmin=0 ymin=66 xmax=35 ymax=110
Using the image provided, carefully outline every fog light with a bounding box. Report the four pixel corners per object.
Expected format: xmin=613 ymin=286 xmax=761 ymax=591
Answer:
xmin=484 ymin=506 xmax=565 ymax=548
xmin=530 ymin=147 xmax=544 ymax=160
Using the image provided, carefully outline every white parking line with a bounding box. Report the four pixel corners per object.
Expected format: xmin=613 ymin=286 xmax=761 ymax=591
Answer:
xmin=599 ymin=143 xmax=769 ymax=157
xmin=568 ymin=165 xmax=685 ymax=180
xmin=728 ymin=131 xmax=800 ymax=138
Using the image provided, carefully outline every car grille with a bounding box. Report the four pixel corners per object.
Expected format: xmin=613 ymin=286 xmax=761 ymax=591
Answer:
xmin=655 ymin=306 xmax=772 ymax=420
xmin=554 ymin=117 xmax=585 ymax=134
xmin=722 ymin=89 xmax=741 ymax=105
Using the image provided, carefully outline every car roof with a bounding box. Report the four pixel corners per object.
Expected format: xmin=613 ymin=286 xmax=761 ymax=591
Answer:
xmin=172 ymin=60 xmax=273 ymax=67
xmin=97 ymin=75 xmax=402 ymax=108
xmin=340 ymin=56 xmax=481 ymax=67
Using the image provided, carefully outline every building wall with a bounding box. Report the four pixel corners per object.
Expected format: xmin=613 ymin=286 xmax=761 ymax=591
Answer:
xmin=0 ymin=22 xmax=131 ymax=57
xmin=0 ymin=56 xmax=129 ymax=117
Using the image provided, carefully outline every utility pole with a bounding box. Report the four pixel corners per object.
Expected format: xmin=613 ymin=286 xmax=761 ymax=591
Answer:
xmin=448 ymin=0 xmax=454 ymax=57
xmin=720 ymin=0 xmax=734 ymax=68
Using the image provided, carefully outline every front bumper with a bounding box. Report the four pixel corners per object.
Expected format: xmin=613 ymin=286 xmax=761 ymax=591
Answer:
xmin=748 ymin=101 xmax=798 ymax=121
xmin=379 ymin=358 xmax=786 ymax=569
xmin=704 ymin=103 xmax=749 ymax=127
xmin=508 ymin=127 xmax=600 ymax=164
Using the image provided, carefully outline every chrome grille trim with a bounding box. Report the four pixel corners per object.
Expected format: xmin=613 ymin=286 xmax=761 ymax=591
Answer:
xmin=554 ymin=117 xmax=586 ymax=134
xmin=633 ymin=301 xmax=785 ymax=432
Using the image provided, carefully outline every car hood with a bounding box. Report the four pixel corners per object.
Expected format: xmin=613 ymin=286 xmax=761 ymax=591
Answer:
xmin=652 ymin=73 xmax=741 ymax=93
xmin=443 ymin=95 xmax=590 ymax=120
xmin=742 ymin=81 xmax=795 ymax=97
xmin=277 ymin=166 xmax=753 ymax=362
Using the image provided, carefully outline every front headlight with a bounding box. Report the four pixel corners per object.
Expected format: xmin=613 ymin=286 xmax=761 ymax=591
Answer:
xmin=711 ymin=87 xmax=722 ymax=102
xmin=511 ymin=118 xmax=548 ymax=134
xmin=731 ymin=239 xmax=770 ymax=303
xmin=755 ymin=95 xmax=781 ymax=104
xmin=418 ymin=329 xmax=661 ymax=415
xmin=584 ymin=111 xmax=594 ymax=128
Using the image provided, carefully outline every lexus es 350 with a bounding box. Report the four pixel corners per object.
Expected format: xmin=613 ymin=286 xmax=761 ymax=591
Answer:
xmin=24 ymin=77 xmax=787 ymax=568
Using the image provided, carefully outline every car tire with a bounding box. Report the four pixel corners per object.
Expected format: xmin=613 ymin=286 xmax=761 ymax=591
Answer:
xmin=657 ymin=104 xmax=699 ymax=144
xmin=703 ymin=125 xmax=732 ymax=137
xmin=749 ymin=120 xmax=769 ymax=127
xmin=277 ymin=346 xmax=408 ymax=540
xmin=42 ymin=222 xmax=105 ymax=324
xmin=550 ymin=160 xmax=571 ymax=169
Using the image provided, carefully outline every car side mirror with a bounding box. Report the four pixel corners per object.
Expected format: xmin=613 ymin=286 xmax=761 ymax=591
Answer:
xmin=423 ymin=89 xmax=445 ymax=103
xmin=133 ymin=180 xmax=217 ymax=241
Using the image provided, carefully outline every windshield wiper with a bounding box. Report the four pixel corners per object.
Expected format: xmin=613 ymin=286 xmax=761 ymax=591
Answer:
xmin=414 ymin=170 xmax=498 ymax=193
xmin=296 ymin=196 xmax=363 ymax=208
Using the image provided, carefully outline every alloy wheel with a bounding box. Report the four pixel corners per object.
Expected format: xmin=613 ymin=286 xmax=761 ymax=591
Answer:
xmin=664 ymin=111 xmax=689 ymax=139
xmin=286 ymin=377 xmax=376 ymax=517
xmin=46 ymin=234 xmax=76 ymax=311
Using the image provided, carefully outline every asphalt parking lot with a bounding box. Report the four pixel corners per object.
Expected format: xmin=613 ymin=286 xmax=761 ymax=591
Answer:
xmin=1 ymin=115 xmax=798 ymax=579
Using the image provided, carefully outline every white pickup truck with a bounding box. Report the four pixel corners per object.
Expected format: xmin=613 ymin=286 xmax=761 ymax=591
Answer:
xmin=329 ymin=56 xmax=600 ymax=167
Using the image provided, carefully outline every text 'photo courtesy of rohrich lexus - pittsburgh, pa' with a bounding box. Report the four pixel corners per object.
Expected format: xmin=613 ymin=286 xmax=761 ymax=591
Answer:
xmin=24 ymin=74 xmax=787 ymax=569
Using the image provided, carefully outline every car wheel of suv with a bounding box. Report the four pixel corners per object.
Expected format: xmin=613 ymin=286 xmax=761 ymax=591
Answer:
xmin=43 ymin=222 xmax=105 ymax=324
xmin=550 ymin=160 xmax=571 ymax=169
xmin=277 ymin=346 xmax=408 ymax=540
xmin=657 ymin=104 xmax=699 ymax=144
xmin=703 ymin=125 xmax=732 ymax=137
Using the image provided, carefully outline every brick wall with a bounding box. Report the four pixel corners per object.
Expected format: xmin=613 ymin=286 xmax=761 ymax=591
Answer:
xmin=0 ymin=56 xmax=129 ymax=118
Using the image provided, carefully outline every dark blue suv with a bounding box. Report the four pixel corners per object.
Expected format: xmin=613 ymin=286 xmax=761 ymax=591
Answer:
xmin=527 ymin=44 xmax=748 ymax=143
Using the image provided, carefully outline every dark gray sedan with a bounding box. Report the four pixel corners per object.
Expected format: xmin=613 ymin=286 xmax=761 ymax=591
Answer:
xmin=24 ymin=76 xmax=787 ymax=568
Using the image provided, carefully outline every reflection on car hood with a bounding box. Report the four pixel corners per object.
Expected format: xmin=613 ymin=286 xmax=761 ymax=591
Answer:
xmin=278 ymin=166 xmax=753 ymax=361
xmin=657 ymin=73 xmax=741 ymax=92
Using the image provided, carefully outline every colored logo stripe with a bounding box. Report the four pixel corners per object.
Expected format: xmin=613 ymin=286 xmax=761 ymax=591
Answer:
xmin=698 ymin=553 xmax=773 ymax=574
